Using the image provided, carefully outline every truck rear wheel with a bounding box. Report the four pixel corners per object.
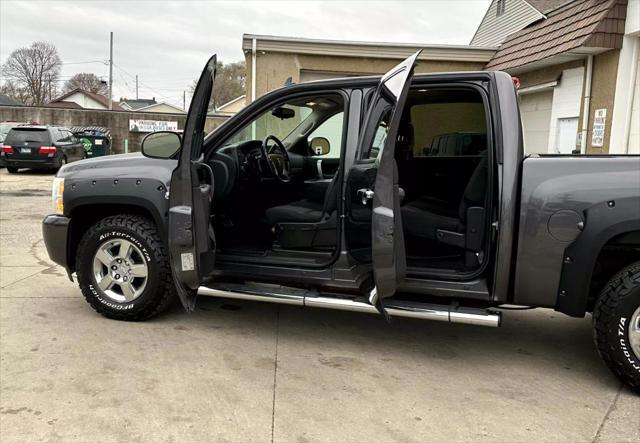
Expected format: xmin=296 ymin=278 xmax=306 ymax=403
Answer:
xmin=593 ymin=261 xmax=640 ymax=393
xmin=75 ymin=214 xmax=175 ymax=321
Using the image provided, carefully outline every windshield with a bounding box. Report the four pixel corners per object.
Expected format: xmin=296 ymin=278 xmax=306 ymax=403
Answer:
xmin=5 ymin=128 xmax=49 ymax=145
xmin=224 ymin=104 xmax=313 ymax=147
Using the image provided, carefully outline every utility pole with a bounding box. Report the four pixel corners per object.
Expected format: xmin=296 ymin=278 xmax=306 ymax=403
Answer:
xmin=108 ymin=31 xmax=113 ymax=110
xmin=135 ymin=75 xmax=138 ymax=100
xmin=183 ymin=90 xmax=186 ymax=111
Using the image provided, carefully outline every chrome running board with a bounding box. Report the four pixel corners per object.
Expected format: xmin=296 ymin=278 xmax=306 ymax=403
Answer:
xmin=197 ymin=284 xmax=501 ymax=327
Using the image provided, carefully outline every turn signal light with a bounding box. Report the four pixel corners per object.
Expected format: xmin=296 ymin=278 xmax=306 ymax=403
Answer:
xmin=52 ymin=177 xmax=65 ymax=215
xmin=38 ymin=146 xmax=57 ymax=154
xmin=1 ymin=145 xmax=13 ymax=153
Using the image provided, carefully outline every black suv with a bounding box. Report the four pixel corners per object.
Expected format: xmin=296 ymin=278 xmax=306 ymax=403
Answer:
xmin=1 ymin=125 xmax=85 ymax=173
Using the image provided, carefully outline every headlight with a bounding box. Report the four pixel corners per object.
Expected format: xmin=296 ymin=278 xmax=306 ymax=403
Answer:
xmin=52 ymin=177 xmax=65 ymax=215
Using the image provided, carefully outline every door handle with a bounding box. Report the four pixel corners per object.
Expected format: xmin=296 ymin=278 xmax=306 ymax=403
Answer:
xmin=357 ymin=188 xmax=374 ymax=205
xmin=316 ymin=159 xmax=323 ymax=179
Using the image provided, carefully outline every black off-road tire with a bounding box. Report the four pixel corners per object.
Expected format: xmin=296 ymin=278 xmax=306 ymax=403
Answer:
xmin=7 ymin=167 xmax=19 ymax=173
xmin=593 ymin=261 xmax=640 ymax=393
xmin=76 ymin=214 xmax=175 ymax=321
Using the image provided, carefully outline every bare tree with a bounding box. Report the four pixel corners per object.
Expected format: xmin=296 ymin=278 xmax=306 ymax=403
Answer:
xmin=1 ymin=41 xmax=62 ymax=105
xmin=0 ymin=80 xmax=30 ymax=105
xmin=63 ymin=72 xmax=108 ymax=95
xmin=190 ymin=60 xmax=246 ymax=111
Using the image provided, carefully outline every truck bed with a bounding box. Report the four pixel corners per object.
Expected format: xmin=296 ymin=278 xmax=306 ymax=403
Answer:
xmin=513 ymin=155 xmax=640 ymax=307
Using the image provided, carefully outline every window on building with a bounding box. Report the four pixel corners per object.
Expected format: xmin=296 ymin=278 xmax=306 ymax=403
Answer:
xmin=496 ymin=0 xmax=506 ymax=16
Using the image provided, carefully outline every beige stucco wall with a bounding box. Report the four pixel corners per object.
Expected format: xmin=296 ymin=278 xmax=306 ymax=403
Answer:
xmin=245 ymin=52 xmax=487 ymax=102
xmin=581 ymin=50 xmax=620 ymax=154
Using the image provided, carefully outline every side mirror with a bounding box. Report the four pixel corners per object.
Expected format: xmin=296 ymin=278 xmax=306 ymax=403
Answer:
xmin=141 ymin=131 xmax=181 ymax=159
xmin=309 ymin=137 xmax=330 ymax=156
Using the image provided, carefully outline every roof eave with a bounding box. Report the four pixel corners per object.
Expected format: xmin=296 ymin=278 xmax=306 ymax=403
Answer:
xmin=242 ymin=34 xmax=497 ymax=63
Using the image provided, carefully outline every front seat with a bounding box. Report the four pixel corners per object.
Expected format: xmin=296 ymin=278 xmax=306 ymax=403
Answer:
xmin=401 ymin=155 xmax=488 ymax=263
xmin=265 ymin=173 xmax=339 ymax=248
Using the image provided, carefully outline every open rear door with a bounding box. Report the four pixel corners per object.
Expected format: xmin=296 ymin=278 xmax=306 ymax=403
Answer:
xmin=168 ymin=55 xmax=217 ymax=311
xmin=351 ymin=51 xmax=420 ymax=312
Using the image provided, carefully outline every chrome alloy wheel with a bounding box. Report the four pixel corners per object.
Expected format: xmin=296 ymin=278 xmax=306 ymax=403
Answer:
xmin=630 ymin=306 xmax=640 ymax=361
xmin=92 ymin=239 xmax=148 ymax=303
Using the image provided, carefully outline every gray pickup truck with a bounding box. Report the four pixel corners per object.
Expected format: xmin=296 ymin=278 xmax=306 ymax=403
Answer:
xmin=42 ymin=53 xmax=640 ymax=391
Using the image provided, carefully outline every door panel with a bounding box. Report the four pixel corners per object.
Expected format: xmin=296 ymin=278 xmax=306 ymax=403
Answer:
xmin=168 ymin=55 xmax=217 ymax=311
xmin=346 ymin=51 xmax=420 ymax=310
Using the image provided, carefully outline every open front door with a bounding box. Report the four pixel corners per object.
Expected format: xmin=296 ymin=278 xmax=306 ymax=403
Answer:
xmin=168 ymin=55 xmax=217 ymax=311
xmin=349 ymin=51 xmax=420 ymax=312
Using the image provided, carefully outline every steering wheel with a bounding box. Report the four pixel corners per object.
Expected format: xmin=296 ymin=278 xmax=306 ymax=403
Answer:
xmin=261 ymin=135 xmax=291 ymax=183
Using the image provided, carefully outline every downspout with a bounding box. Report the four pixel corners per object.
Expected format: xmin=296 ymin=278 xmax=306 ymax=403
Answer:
xmin=622 ymin=39 xmax=639 ymax=153
xmin=251 ymin=37 xmax=257 ymax=140
xmin=251 ymin=37 xmax=257 ymax=102
xmin=580 ymin=55 xmax=593 ymax=154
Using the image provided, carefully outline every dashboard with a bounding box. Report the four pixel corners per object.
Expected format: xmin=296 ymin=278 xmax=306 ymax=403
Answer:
xmin=208 ymin=140 xmax=305 ymax=200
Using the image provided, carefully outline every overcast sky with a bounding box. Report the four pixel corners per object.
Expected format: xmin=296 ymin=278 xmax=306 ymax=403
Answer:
xmin=0 ymin=0 xmax=490 ymax=108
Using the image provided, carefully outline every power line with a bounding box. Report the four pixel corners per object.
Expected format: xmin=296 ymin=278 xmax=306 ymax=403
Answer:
xmin=112 ymin=62 xmax=182 ymax=106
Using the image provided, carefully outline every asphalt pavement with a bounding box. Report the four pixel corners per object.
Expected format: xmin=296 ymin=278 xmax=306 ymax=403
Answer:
xmin=0 ymin=168 xmax=637 ymax=442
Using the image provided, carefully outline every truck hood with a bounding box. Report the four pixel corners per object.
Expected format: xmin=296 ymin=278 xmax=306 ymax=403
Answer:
xmin=58 ymin=152 xmax=177 ymax=185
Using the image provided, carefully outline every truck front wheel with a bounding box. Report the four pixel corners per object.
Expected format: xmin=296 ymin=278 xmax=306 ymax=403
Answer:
xmin=593 ymin=261 xmax=640 ymax=393
xmin=75 ymin=214 xmax=175 ymax=321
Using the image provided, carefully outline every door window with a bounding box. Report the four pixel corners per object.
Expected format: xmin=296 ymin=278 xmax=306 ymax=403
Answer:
xmin=56 ymin=130 xmax=72 ymax=144
xmin=307 ymin=112 xmax=344 ymax=158
xmin=409 ymin=89 xmax=487 ymax=157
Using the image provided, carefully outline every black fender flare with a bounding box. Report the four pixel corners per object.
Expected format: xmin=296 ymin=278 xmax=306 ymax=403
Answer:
xmin=556 ymin=196 xmax=640 ymax=317
xmin=64 ymin=177 xmax=170 ymax=270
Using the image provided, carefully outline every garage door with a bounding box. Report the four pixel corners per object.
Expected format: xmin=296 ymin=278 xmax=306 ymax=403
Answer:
xmin=519 ymin=90 xmax=553 ymax=154
xmin=629 ymin=44 xmax=640 ymax=154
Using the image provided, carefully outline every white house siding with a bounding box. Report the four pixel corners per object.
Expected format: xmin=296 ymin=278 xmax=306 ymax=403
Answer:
xmin=138 ymin=103 xmax=185 ymax=114
xmin=471 ymin=0 xmax=544 ymax=47
xmin=63 ymin=92 xmax=106 ymax=109
xmin=547 ymin=67 xmax=584 ymax=153
xmin=610 ymin=0 xmax=640 ymax=154
xmin=520 ymin=90 xmax=553 ymax=154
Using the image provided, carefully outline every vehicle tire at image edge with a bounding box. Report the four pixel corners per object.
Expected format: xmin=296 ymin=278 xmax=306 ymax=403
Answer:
xmin=593 ymin=260 xmax=640 ymax=393
xmin=7 ymin=167 xmax=18 ymax=173
xmin=55 ymin=156 xmax=67 ymax=171
xmin=75 ymin=214 xmax=175 ymax=321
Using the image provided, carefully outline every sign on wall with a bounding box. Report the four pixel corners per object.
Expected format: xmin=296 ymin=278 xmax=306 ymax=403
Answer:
xmin=129 ymin=119 xmax=178 ymax=133
xmin=591 ymin=108 xmax=607 ymax=148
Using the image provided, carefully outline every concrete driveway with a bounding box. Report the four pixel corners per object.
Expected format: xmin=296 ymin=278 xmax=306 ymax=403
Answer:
xmin=0 ymin=168 xmax=637 ymax=442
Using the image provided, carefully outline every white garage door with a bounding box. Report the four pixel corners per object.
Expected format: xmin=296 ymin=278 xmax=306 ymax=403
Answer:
xmin=519 ymin=90 xmax=553 ymax=154
xmin=629 ymin=45 xmax=640 ymax=154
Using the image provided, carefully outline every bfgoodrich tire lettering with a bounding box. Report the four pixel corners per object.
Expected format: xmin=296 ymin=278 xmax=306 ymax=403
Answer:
xmin=593 ymin=261 xmax=640 ymax=393
xmin=76 ymin=214 xmax=175 ymax=321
